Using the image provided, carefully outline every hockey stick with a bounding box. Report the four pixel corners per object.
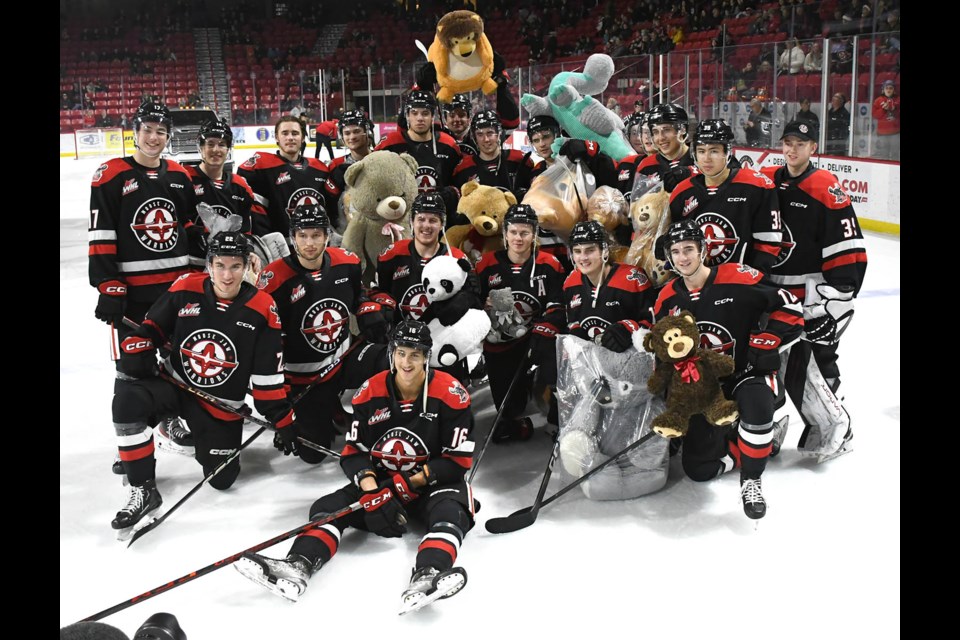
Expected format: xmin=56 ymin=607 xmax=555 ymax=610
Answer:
xmin=82 ymin=501 xmax=364 ymax=622
xmin=485 ymin=430 xmax=657 ymax=534
xmin=127 ymin=425 xmax=268 ymax=547
xmin=467 ymin=349 xmax=532 ymax=483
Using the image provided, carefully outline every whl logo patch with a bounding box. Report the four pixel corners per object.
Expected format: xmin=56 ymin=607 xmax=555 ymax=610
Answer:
xmin=178 ymin=303 xmax=201 ymax=317
xmin=368 ymin=407 xmax=391 ymax=425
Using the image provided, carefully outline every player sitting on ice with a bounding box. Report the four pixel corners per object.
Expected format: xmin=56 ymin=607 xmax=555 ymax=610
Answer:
xmin=235 ymin=321 xmax=475 ymax=615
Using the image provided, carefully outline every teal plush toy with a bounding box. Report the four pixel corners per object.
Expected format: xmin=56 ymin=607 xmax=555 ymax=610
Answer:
xmin=521 ymin=54 xmax=633 ymax=161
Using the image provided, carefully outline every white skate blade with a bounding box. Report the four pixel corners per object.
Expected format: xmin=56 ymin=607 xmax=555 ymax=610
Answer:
xmin=113 ymin=510 xmax=160 ymax=542
xmin=398 ymin=568 xmax=467 ymax=615
xmin=155 ymin=434 xmax=195 ymax=458
xmin=817 ymin=436 xmax=854 ymax=464
xmin=234 ymin=556 xmax=303 ymax=603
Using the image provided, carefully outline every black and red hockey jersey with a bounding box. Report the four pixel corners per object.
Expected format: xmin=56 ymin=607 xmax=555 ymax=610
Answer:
xmin=257 ymin=248 xmax=363 ymax=384
xmin=669 ymin=168 xmax=782 ymax=273
xmin=477 ymin=249 xmax=566 ymax=351
xmin=760 ymin=164 xmax=868 ymax=302
xmin=137 ymin=273 xmax=294 ymax=427
xmin=374 ymin=129 xmax=463 ymax=194
xmin=340 ymin=369 xmax=473 ymax=486
xmin=88 ymin=157 xmax=197 ymax=303
xmin=237 ymin=151 xmax=340 ymax=237
xmin=184 ymin=165 xmax=264 ymax=235
xmin=371 ymin=240 xmax=471 ymax=322
xmin=562 ymin=263 xmax=655 ymax=341
xmin=452 ymin=149 xmax=527 ymax=198
xmin=617 ymin=151 xmax=696 ymax=200
xmin=652 ymin=263 xmax=803 ymax=375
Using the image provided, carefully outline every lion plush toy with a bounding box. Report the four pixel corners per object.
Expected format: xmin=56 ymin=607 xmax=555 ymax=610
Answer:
xmin=445 ymin=181 xmax=517 ymax=264
xmin=521 ymin=158 xmax=593 ymax=243
xmin=624 ymin=181 xmax=672 ymax=286
xmin=586 ymin=185 xmax=630 ymax=262
xmin=641 ymin=311 xmax=739 ymax=438
xmin=427 ymin=10 xmax=497 ymax=103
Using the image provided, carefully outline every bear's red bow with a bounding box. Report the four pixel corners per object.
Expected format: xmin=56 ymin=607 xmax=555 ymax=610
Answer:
xmin=673 ymin=356 xmax=701 ymax=383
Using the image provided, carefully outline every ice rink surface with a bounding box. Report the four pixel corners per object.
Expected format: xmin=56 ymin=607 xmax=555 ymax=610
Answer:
xmin=60 ymin=150 xmax=900 ymax=638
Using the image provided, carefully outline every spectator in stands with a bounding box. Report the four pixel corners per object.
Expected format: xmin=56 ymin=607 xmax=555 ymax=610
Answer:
xmin=796 ymin=97 xmax=820 ymax=132
xmin=779 ymin=38 xmax=806 ymax=75
xmin=606 ymin=97 xmax=622 ymax=117
xmin=830 ymin=38 xmax=854 ymax=74
xmin=872 ymin=80 xmax=900 ymax=160
xmin=804 ymin=41 xmax=823 ymax=73
xmin=825 ymin=93 xmax=851 ymax=155
xmin=744 ymin=98 xmax=773 ymax=148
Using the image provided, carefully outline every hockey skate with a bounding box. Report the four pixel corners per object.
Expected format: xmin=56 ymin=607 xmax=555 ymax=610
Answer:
xmin=112 ymin=480 xmax=162 ymax=541
xmin=112 ymin=455 xmax=128 ymax=485
xmin=234 ymin=552 xmax=314 ymax=603
xmin=740 ymin=476 xmax=766 ymax=520
xmin=815 ymin=428 xmax=853 ymax=464
xmin=398 ymin=566 xmax=467 ymax=615
xmin=156 ymin=417 xmax=195 ymax=457
xmin=769 ymin=416 xmax=789 ymax=458
xmin=798 ymin=423 xmax=853 ymax=463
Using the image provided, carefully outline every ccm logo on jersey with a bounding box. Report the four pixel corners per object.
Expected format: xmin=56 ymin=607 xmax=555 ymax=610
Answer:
xmin=236 ymin=321 xmax=256 ymax=330
xmin=178 ymin=303 xmax=201 ymax=317
xmin=122 ymin=340 xmax=153 ymax=352
xmin=170 ymin=182 xmax=184 ymax=189
xmin=727 ymin=197 xmax=746 ymax=202
xmin=789 ymin=201 xmax=808 ymax=208
xmin=714 ymin=297 xmax=734 ymax=306
xmin=749 ymin=333 xmax=781 ymax=349
xmin=208 ymin=448 xmax=237 ymax=456
xmin=335 ymin=277 xmax=349 ymax=284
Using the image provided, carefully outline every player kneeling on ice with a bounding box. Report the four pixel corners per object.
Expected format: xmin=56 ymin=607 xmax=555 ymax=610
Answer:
xmin=650 ymin=220 xmax=802 ymax=519
xmin=235 ymin=321 xmax=475 ymax=614
xmin=110 ymin=232 xmax=299 ymax=540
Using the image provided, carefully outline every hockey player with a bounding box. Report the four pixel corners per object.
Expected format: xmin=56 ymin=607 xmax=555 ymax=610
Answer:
xmin=368 ymin=193 xmax=480 ymax=384
xmin=477 ymin=204 xmax=566 ymax=440
xmin=374 ymin=90 xmax=463 ymax=222
xmin=669 ymin=119 xmax=782 ymax=275
xmin=624 ymin=111 xmax=656 ymax=157
xmin=326 ymin=109 xmax=374 ymax=195
xmin=451 ymin=109 xmax=527 ymax=198
xmin=652 ymin=220 xmax=803 ymax=518
xmin=257 ymin=204 xmax=389 ymax=463
xmin=441 ymin=94 xmax=477 ymax=156
xmin=235 ymin=321 xmax=474 ymax=614
xmin=110 ymin=232 xmax=299 ymax=538
xmin=761 ymin=121 xmax=867 ymax=460
xmin=617 ymin=103 xmax=695 ymax=199
xmin=237 ymin=115 xmax=340 ymax=238
xmin=562 ymin=220 xmax=655 ymax=352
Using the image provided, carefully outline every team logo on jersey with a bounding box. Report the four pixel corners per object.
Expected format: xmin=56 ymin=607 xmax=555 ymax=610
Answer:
xmin=570 ymin=293 xmax=582 ymax=309
xmin=393 ymin=265 xmax=410 ymax=280
xmin=696 ymin=212 xmax=740 ymax=265
xmin=92 ymin=163 xmax=108 ymax=183
xmin=488 ymin=273 xmax=502 ymax=288
xmin=578 ymin=316 xmax=611 ymax=341
xmin=257 ymin=270 xmax=274 ymax=289
xmin=178 ymin=303 xmax=201 ymax=317
xmin=682 ymin=196 xmax=699 ymax=216
xmin=773 ymin=221 xmax=795 ymax=267
xmin=179 ymin=329 xmax=238 ymax=387
xmin=399 ymin=284 xmax=430 ymax=320
xmin=301 ymin=298 xmax=350 ymax=354
xmin=241 ymin=154 xmax=260 ymax=169
xmin=285 ymin=188 xmax=322 ymax=217
xmin=625 ymin=269 xmax=649 ymax=287
xmin=618 ymin=169 xmax=631 ymax=182
xmin=368 ymin=407 xmax=391 ymax=425
xmin=130 ymin=198 xmax=179 ymax=252
xmin=448 ymin=380 xmax=469 ymax=405
xmin=371 ymin=427 xmax=430 ymax=472
xmin=276 ymin=171 xmax=292 ymax=185
xmin=512 ymin=290 xmax=540 ymax=323
xmin=736 ymin=263 xmax=760 ymax=278
xmin=194 ymin=184 xmax=205 ymax=196
xmin=290 ymin=284 xmax=306 ymax=303
xmin=353 ymin=379 xmax=370 ymax=400
xmin=697 ymin=321 xmax=736 ymax=356
xmin=827 ymin=183 xmax=849 ymax=204
xmin=415 ymin=165 xmax=440 ymax=192
xmin=122 ymin=179 xmax=140 ymax=196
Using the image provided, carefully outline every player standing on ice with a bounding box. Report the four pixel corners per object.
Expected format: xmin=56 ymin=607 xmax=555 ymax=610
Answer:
xmin=652 ymin=220 xmax=803 ymax=518
xmin=110 ymin=232 xmax=299 ymax=539
xmin=235 ymin=321 xmax=474 ymax=614
xmin=760 ymin=121 xmax=867 ymax=460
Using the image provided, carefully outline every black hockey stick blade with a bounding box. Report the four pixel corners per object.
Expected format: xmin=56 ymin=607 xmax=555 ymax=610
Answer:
xmin=485 ymin=439 xmax=559 ymax=534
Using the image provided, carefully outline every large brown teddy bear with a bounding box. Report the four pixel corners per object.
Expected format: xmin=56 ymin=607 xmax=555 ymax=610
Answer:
xmin=642 ymin=311 xmax=739 ymax=438
xmin=342 ymin=151 xmax=418 ymax=286
xmin=445 ymin=182 xmax=517 ymax=264
xmin=624 ymin=184 xmax=672 ymax=286
xmin=427 ymin=10 xmax=498 ymax=103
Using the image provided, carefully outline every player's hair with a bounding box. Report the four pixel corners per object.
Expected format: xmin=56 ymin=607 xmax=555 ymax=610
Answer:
xmin=275 ymin=115 xmax=306 ymax=140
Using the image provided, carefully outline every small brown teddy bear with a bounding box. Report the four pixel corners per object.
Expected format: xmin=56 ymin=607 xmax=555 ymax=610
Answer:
xmin=642 ymin=311 xmax=739 ymax=438
xmin=624 ymin=184 xmax=672 ymax=286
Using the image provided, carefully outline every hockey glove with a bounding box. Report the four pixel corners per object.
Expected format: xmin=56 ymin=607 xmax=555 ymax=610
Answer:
xmin=747 ymin=331 xmax=782 ymax=374
xmin=360 ymin=485 xmax=408 ymax=538
xmin=118 ymin=335 xmax=157 ymax=379
xmin=559 ymin=139 xmax=599 ymax=164
xmin=389 ymin=471 xmax=420 ymax=505
xmin=185 ymin=223 xmax=208 ymax=260
xmin=356 ymin=301 xmax=390 ymax=344
xmin=95 ymin=280 xmax=127 ymax=325
xmin=273 ymin=421 xmax=299 ymax=457
xmin=803 ymin=284 xmax=855 ymax=345
xmin=415 ymin=62 xmax=438 ymax=90
xmin=662 ymin=165 xmax=692 ymax=193
xmin=599 ymin=320 xmax=640 ymax=353
xmin=530 ymin=323 xmax=559 ymax=384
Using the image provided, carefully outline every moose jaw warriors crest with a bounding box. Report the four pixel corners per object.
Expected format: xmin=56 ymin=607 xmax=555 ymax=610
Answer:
xmin=131 ymin=198 xmax=180 ymax=252
xmin=300 ymin=298 xmax=350 ymax=355
xmin=179 ymin=329 xmax=239 ymax=387
xmin=371 ymin=427 xmax=431 ymax=473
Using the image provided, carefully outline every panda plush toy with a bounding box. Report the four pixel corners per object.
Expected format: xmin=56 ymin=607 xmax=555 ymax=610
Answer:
xmin=420 ymin=255 xmax=492 ymax=368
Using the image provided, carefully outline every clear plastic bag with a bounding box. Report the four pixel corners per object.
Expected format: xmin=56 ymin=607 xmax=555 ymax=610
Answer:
xmin=521 ymin=157 xmax=596 ymax=242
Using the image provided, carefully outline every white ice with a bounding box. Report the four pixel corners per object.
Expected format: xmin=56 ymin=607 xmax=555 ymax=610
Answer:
xmin=60 ymin=150 xmax=900 ymax=638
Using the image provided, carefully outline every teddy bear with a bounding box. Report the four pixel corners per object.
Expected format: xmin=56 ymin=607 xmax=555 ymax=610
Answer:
xmin=554 ymin=334 xmax=669 ymax=501
xmin=485 ymin=287 xmax=528 ymax=343
xmin=623 ymin=180 xmax=673 ymax=287
xmin=520 ymin=54 xmax=633 ymax=161
xmin=341 ymin=151 xmax=418 ymax=286
xmin=521 ymin=157 xmax=593 ymax=243
xmin=425 ymin=10 xmax=498 ymax=103
xmin=641 ymin=311 xmax=739 ymax=438
xmin=445 ymin=181 xmax=517 ymax=264
xmin=586 ymin=185 xmax=630 ymax=262
xmin=420 ymin=254 xmax=492 ymax=368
